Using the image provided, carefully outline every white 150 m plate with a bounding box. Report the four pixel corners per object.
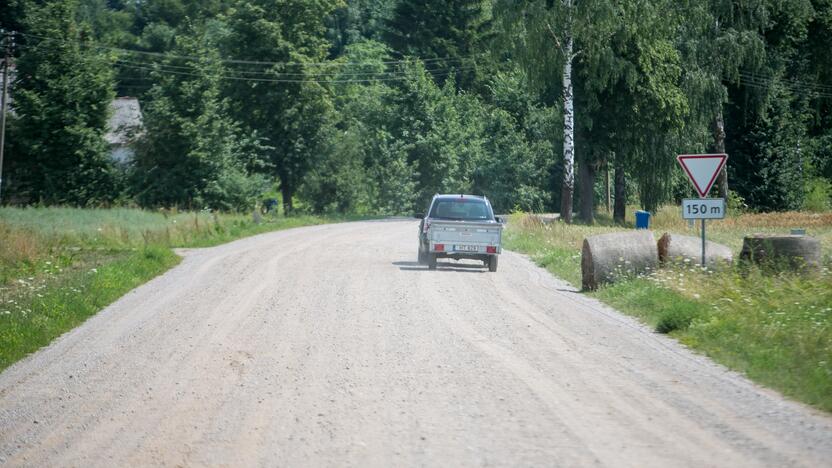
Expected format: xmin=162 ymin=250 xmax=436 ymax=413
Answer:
xmin=682 ymin=198 xmax=726 ymax=219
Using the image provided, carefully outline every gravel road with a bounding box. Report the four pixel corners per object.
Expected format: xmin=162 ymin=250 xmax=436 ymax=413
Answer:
xmin=1 ymin=219 xmax=831 ymax=467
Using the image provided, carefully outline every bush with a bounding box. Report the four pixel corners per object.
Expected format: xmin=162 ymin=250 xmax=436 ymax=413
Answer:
xmin=727 ymin=190 xmax=749 ymax=214
xmin=802 ymin=178 xmax=832 ymax=212
xmin=655 ymin=305 xmax=697 ymax=334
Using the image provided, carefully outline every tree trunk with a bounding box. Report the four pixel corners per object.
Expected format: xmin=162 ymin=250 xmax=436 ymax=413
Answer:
xmin=712 ymin=111 xmax=728 ymax=199
xmin=281 ymin=184 xmax=293 ymax=215
xmin=559 ymin=31 xmax=575 ymax=224
xmin=613 ymin=159 xmax=626 ymax=224
xmin=578 ymin=159 xmax=595 ymax=224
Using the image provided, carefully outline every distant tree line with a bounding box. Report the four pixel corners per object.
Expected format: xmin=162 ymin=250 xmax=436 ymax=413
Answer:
xmin=1 ymin=0 xmax=830 ymax=218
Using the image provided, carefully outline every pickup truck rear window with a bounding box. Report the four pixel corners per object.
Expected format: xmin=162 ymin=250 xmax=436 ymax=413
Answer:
xmin=429 ymin=199 xmax=493 ymax=221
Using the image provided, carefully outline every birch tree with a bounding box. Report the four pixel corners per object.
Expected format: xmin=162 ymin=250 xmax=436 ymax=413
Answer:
xmin=494 ymin=0 xmax=617 ymax=223
xmin=559 ymin=0 xmax=576 ymax=223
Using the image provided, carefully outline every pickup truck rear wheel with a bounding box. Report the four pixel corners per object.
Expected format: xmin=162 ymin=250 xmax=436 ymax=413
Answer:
xmin=418 ymin=247 xmax=427 ymax=265
xmin=428 ymin=253 xmax=437 ymax=270
xmin=488 ymin=255 xmax=498 ymax=272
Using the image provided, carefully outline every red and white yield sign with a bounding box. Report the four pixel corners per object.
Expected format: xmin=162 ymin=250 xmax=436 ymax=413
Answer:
xmin=677 ymin=154 xmax=728 ymax=198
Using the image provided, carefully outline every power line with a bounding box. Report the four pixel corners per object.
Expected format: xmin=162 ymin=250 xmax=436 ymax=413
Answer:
xmin=114 ymin=61 xmax=461 ymax=84
xmin=12 ymin=39 xmax=481 ymax=82
xmin=739 ymin=71 xmax=832 ymax=92
xmin=738 ymin=75 xmax=827 ymax=95
xmin=112 ymin=57 xmax=480 ymax=79
xmin=735 ymin=73 xmax=832 ymax=99
xmin=8 ymin=30 xmax=480 ymax=84
xmin=737 ymin=71 xmax=832 ymax=97
xmin=11 ymin=30 xmax=484 ymax=68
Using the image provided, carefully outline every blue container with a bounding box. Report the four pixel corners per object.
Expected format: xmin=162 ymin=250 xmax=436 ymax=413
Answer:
xmin=635 ymin=210 xmax=651 ymax=230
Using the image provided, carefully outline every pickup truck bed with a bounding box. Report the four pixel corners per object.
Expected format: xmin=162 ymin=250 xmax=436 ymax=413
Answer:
xmin=426 ymin=220 xmax=502 ymax=254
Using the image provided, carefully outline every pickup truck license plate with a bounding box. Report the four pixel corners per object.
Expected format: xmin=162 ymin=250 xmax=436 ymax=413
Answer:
xmin=454 ymin=245 xmax=479 ymax=252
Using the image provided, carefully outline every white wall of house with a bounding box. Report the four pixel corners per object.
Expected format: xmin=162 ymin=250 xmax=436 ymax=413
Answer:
xmin=105 ymin=97 xmax=143 ymax=164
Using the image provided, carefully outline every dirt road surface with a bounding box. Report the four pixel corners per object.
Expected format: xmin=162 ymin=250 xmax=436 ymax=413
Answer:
xmin=1 ymin=220 xmax=831 ymax=467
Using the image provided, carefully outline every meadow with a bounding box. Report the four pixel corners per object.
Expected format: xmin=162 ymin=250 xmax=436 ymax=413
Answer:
xmin=0 ymin=207 xmax=334 ymax=370
xmin=504 ymin=208 xmax=832 ymax=412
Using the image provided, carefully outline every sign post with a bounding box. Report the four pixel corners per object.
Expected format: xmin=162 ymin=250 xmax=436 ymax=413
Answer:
xmin=677 ymin=154 xmax=728 ymax=267
xmin=702 ymin=214 xmax=706 ymax=267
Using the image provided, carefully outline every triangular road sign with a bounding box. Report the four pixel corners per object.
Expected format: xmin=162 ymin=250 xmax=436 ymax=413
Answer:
xmin=677 ymin=154 xmax=728 ymax=198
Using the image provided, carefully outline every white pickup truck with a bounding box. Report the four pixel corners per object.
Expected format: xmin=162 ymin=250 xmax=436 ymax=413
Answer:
xmin=416 ymin=194 xmax=504 ymax=272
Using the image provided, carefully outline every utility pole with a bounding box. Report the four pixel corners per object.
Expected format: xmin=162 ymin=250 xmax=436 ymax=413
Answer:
xmin=0 ymin=30 xmax=11 ymax=204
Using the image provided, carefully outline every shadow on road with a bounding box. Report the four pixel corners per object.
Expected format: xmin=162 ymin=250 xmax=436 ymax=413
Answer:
xmin=392 ymin=261 xmax=487 ymax=273
xmin=361 ymin=217 xmax=417 ymax=223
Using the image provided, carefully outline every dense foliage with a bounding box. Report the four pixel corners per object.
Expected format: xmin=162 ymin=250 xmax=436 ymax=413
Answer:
xmin=1 ymin=0 xmax=830 ymax=217
xmin=4 ymin=1 xmax=118 ymax=205
xmin=130 ymin=23 xmax=269 ymax=210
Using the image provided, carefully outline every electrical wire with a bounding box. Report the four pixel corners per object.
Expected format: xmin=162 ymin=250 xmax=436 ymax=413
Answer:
xmin=735 ymin=73 xmax=832 ymax=99
xmin=739 ymin=71 xmax=832 ymax=92
xmin=15 ymin=30 xmax=830 ymax=94
xmin=112 ymin=57 xmax=480 ymax=79
xmin=114 ymin=61 xmax=462 ymax=84
xmin=9 ymin=30 xmax=485 ymax=68
xmin=7 ymin=31 xmax=482 ymax=84
xmin=737 ymin=71 xmax=832 ymax=92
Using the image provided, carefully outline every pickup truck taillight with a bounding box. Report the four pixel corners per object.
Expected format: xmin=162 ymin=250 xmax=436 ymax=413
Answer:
xmin=434 ymin=244 xmax=445 ymax=252
xmin=486 ymin=246 xmax=497 ymax=254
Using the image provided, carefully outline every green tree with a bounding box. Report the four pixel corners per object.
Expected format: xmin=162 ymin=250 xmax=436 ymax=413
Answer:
xmin=384 ymin=0 xmax=490 ymax=90
xmin=327 ymin=0 xmax=396 ymax=56
xmin=0 ymin=0 xmax=28 ymax=34
xmin=128 ymin=0 xmax=228 ymax=33
xmin=596 ymin=0 xmax=689 ymax=215
xmin=804 ymin=0 xmax=832 ymax=182
xmin=221 ymin=0 xmax=341 ymax=213
xmin=76 ymin=0 xmax=135 ymax=44
xmin=392 ymin=64 xmax=483 ymax=207
xmin=724 ymin=0 xmax=822 ymax=211
xmin=496 ymin=0 xmax=689 ymax=221
xmin=495 ymin=0 xmax=619 ymax=222
xmin=674 ymin=0 xmax=768 ymax=199
xmin=302 ymin=41 xmax=416 ymax=214
xmin=130 ymin=23 xmax=267 ymax=210
xmin=472 ymin=107 xmax=553 ymax=213
xmin=388 ymin=61 xmax=555 ymax=212
xmin=6 ymin=0 xmax=118 ymax=205
xmin=475 ymin=68 xmax=557 ymax=212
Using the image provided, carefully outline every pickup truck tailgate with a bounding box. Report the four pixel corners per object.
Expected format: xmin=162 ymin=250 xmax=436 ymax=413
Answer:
xmin=429 ymin=221 xmax=502 ymax=249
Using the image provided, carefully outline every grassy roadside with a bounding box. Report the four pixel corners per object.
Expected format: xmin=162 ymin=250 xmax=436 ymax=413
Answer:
xmin=504 ymin=209 xmax=832 ymax=412
xmin=0 ymin=207 xmax=344 ymax=371
xmin=0 ymin=247 xmax=179 ymax=369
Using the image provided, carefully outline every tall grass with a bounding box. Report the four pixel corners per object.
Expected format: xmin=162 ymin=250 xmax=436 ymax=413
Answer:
xmin=505 ymin=210 xmax=832 ymax=412
xmin=0 ymin=207 xmax=329 ymax=283
xmin=0 ymin=207 xmax=339 ymax=370
xmin=0 ymin=247 xmax=179 ymax=369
